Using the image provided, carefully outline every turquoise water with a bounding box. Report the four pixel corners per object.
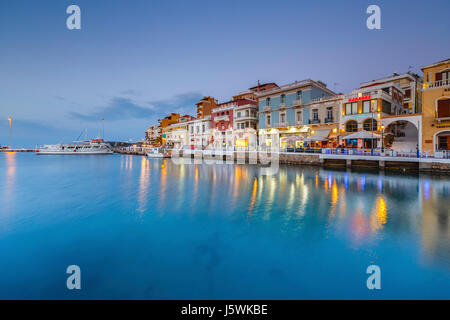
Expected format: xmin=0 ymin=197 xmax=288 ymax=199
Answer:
xmin=0 ymin=153 xmax=449 ymax=299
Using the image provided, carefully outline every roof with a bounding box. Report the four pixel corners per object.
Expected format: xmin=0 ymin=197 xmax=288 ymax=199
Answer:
xmin=304 ymin=129 xmax=331 ymax=142
xmin=421 ymin=58 xmax=450 ymax=70
xmin=249 ymin=82 xmax=278 ymax=90
xmin=343 ymin=131 xmax=381 ymax=140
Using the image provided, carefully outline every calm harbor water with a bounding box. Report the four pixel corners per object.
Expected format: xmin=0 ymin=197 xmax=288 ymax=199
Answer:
xmin=0 ymin=152 xmax=449 ymax=299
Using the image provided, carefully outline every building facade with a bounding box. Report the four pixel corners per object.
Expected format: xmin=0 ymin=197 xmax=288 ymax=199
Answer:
xmin=188 ymin=115 xmax=212 ymax=149
xmin=257 ymin=79 xmax=337 ymax=150
xmin=421 ymin=59 xmax=450 ymax=156
xmin=211 ymin=102 xmax=234 ymax=149
xmin=196 ymin=96 xmax=218 ymax=119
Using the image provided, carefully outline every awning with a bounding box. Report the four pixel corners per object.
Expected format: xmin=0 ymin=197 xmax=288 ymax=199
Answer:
xmin=281 ymin=135 xmax=304 ymax=141
xmin=298 ymin=127 xmax=310 ymax=133
xmin=344 ymin=131 xmax=381 ymax=140
xmin=305 ymin=129 xmax=331 ymax=142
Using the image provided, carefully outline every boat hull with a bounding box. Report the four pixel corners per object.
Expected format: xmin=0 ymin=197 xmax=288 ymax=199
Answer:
xmin=36 ymin=151 xmax=113 ymax=155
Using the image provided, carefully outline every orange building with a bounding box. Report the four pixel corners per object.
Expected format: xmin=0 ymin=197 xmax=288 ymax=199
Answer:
xmin=196 ymin=96 xmax=218 ymax=119
xmin=421 ymin=58 xmax=450 ymax=156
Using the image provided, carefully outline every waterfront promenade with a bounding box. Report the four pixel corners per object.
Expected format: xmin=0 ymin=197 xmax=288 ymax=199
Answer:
xmin=113 ymin=146 xmax=450 ymax=174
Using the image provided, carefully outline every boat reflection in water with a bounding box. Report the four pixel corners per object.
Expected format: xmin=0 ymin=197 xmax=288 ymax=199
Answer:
xmin=0 ymin=153 xmax=449 ymax=299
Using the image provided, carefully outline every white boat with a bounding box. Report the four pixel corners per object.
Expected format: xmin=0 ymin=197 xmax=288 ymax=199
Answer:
xmin=146 ymin=147 xmax=171 ymax=158
xmin=36 ymin=139 xmax=113 ymax=155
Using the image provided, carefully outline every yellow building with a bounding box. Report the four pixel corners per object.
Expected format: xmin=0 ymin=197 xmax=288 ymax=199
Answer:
xmin=421 ymin=59 xmax=450 ymax=156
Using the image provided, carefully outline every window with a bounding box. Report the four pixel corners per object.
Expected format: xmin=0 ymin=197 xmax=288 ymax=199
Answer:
xmin=245 ymin=110 xmax=249 ymax=117
xmin=202 ymin=124 xmax=205 ymax=133
xmin=266 ymin=98 xmax=271 ymax=106
xmin=190 ymin=127 xmax=193 ymax=134
xmin=345 ymin=102 xmax=358 ymax=115
xmin=438 ymin=135 xmax=450 ymax=150
xmin=346 ymin=120 xmax=358 ymax=132
xmin=296 ymin=111 xmax=302 ymax=122
xmin=267 ymin=115 xmax=271 ymax=125
xmin=437 ymin=98 xmax=450 ymax=118
xmin=196 ymin=126 xmax=199 ymax=133
xmin=404 ymin=89 xmax=411 ymax=99
xmin=382 ymin=100 xmax=392 ymax=114
xmin=296 ymin=91 xmax=302 ymax=100
xmin=363 ymin=100 xmax=371 ymax=113
xmin=312 ymin=109 xmax=318 ymax=121
xmin=281 ymin=94 xmax=286 ymax=103
xmin=372 ymin=99 xmax=378 ymax=112
xmin=363 ymin=119 xmax=377 ymax=131
xmin=326 ymin=107 xmax=333 ymax=120
xmin=280 ymin=112 xmax=286 ymax=123
xmin=237 ymin=111 xmax=241 ymax=118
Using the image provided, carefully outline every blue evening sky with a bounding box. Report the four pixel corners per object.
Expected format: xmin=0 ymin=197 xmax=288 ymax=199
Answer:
xmin=1 ymin=0 xmax=449 ymax=147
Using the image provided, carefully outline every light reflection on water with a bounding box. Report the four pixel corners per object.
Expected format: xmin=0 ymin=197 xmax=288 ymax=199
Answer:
xmin=0 ymin=153 xmax=449 ymax=299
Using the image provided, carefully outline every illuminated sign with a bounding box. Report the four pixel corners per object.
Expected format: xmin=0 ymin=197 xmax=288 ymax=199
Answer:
xmin=348 ymin=95 xmax=371 ymax=102
xmin=235 ymin=139 xmax=248 ymax=147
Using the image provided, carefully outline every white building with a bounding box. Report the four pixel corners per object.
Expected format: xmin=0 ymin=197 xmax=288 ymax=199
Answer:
xmin=188 ymin=116 xmax=213 ymax=149
xmin=233 ymin=103 xmax=258 ymax=149
xmin=165 ymin=122 xmax=189 ymax=149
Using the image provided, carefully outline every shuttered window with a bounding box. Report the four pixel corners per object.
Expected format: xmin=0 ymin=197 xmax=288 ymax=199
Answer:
xmin=437 ymin=99 xmax=450 ymax=118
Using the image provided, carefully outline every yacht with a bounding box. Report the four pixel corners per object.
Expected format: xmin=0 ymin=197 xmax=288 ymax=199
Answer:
xmin=146 ymin=147 xmax=171 ymax=158
xmin=36 ymin=139 xmax=113 ymax=155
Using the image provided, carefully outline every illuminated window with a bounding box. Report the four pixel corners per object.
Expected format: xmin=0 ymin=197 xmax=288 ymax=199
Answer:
xmin=346 ymin=120 xmax=358 ymax=132
xmin=363 ymin=119 xmax=378 ymax=131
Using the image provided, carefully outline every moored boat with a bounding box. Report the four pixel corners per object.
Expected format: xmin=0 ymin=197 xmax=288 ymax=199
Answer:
xmin=36 ymin=138 xmax=113 ymax=155
xmin=146 ymin=147 xmax=171 ymax=158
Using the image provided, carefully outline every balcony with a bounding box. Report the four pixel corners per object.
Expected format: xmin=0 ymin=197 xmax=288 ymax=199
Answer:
xmin=214 ymin=115 xmax=229 ymax=122
xmin=324 ymin=117 xmax=334 ymax=123
xmin=309 ymin=119 xmax=321 ymax=124
xmin=262 ymin=105 xmax=271 ymax=112
xmin=235 ymin=103 xmax=258 ymax=111
xmin=273 ymin=122 xmax=289 ymax=128
xmin=425 ymin=80 xmax=450 ymax=89
xmin=235 ymin=115 xmax=258 ymax=122
xmin=292 ymin=98 xmax=303 ymax=106
xmin=279 ymin=102 xmax=287 ymax=109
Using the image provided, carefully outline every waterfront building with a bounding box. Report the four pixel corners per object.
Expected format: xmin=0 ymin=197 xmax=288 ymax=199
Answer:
xmin=211 ymin=101 xmax=235 ymax=149
xmin=360 ymin=72 xmax=423 ymax=113
xmin=159 ymin=113 xmax=181 ymax=145
xmin=188 ymin=115 xmax=213 ymax=149
xmin=303 ymin=95 xmax=344 ymax=148
xmin=257 ymin=79 xmax=337 ymax=150
xmin=339 ymin=76 xmax=423 ymax=151
xmin=421 ymin=58 xmax=450 ymax=156
xmin=164 ymin=115 xmax=193 ymax=148
xmin=196 ymin=96 xmax=218 ymax=119
xmin=144 ymin=124 xmax=160 ymax=146
xmin=233 ymin=98 xmax=259 ymax=149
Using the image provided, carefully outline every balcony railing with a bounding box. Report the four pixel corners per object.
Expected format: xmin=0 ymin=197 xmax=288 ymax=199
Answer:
xmin=279 ymin=103 xmax=287 ymax=109
xmin=426 ymin=80 xmax=450 ymax=89
xmin=292 ymin=99 xmax=303 ymax=106
xmin=236 ymin=115 xmax=258 ymax=121
xmin=309 ymin=119 xmax=320 ymax=124
xmin=273 ymin=122 xmax=289 ymax=128
xmin=214 ymin=115 xmax=229 ymax=122
xmin=262 ymin=105 xmax=271 ymax=112
xmin=324 ymin=117 xmax=334 ymax=123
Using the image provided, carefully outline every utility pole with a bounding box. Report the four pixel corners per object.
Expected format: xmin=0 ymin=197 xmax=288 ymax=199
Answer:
xmin=8 ymin=117 xmax=12 ymax=149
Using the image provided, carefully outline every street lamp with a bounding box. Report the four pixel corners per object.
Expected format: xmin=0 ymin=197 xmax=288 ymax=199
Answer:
xmin=101 ymin=118 xmax=105 ymax=140
xmin=8 ymin=117 xmax=12 ymax=149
